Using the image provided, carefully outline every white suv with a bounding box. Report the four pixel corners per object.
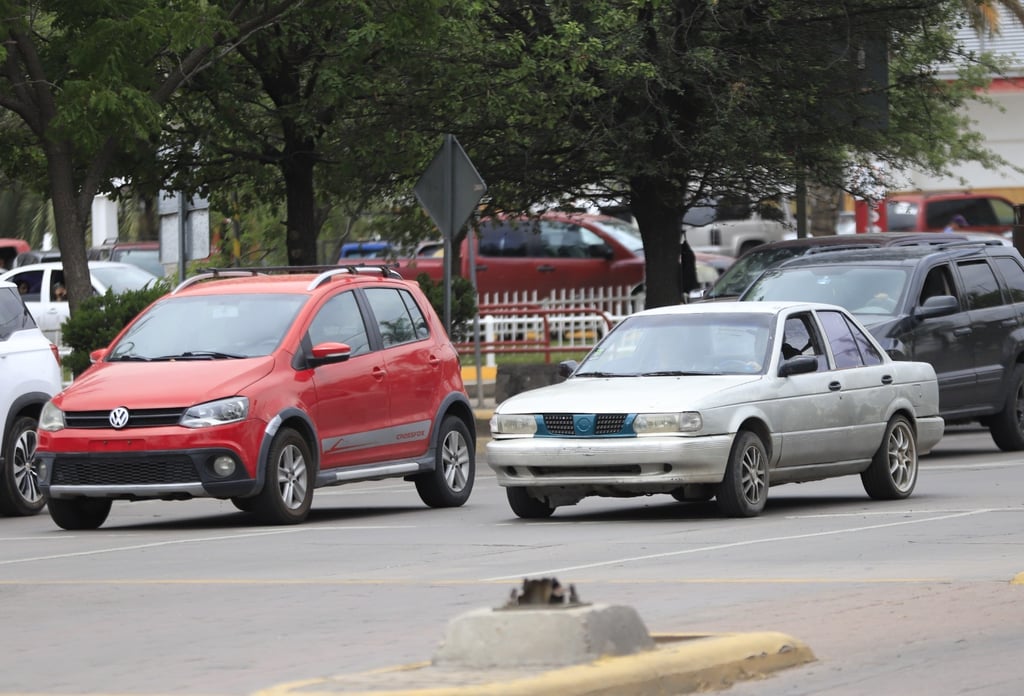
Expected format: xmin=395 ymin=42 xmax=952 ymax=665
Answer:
xmin=0 ymin=279 xmax=63 ymax=516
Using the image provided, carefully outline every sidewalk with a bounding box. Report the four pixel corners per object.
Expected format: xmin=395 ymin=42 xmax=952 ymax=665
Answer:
xmin=255 ymin=632 xmax=814 ymax=695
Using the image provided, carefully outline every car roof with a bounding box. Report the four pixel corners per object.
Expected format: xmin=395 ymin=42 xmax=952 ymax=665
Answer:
xmin=636 ymin=299 xmax=834 ymax=318
xmin=170 ymin=266 xmax=409 ymax=296
xmin=770 ymin=242 xmax=1012 ymax=269
xmin=738 ymin=232 xmax=993 ymax=254
xmin=1 ymin=260 xmax=143 ymax=273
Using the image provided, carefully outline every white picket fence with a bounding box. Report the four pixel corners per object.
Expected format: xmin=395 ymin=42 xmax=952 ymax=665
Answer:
xmin=459 ymin=286 xmax=645 ymax=365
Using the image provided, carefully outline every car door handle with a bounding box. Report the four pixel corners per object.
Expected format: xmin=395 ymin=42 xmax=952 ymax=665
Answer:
xmin=829 ymin=381 xmax=841 ymax=391
xmin=953 ymin=327 xmax=972 ymax=336
xmin=881 ymin=375 xmax=893 ymax=385
xmin=428 ymin=356 xmax=441 ymax=368
xmin=371 ymin=366 xmax=386 ymax=381
xmin=537 ymin=265 xmax=556 ymax=273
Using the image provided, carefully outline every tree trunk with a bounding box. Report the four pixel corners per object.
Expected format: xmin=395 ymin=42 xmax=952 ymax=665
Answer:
xmin=630 ymin=182 xmax=684 ymax=309
xmin=281 ymin=141 xmax=320 ymax=266
xmin=45 ymin=142 xmax=91 ymax=314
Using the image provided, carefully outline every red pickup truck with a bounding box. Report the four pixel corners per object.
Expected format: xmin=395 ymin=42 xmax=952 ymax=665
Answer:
xmin=389 ymin=213 xmax=645 ymax=297
xmin=389 ymin=213 xmax=730 ymax=298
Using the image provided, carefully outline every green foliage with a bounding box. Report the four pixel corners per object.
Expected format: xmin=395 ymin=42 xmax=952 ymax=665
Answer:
xmin=61 ymin=280 xmax=171 ymax=377
xmin=415 ymin=272 xmax=477 ymax=343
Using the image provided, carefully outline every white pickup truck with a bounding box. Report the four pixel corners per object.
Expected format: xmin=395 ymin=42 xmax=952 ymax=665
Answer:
xmin=682 ymin=194 xmax=796 ymax=257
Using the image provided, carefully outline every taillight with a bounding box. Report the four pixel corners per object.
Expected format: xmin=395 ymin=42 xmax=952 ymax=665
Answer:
xmin=49 ymin=342 xmax=61 ymax=366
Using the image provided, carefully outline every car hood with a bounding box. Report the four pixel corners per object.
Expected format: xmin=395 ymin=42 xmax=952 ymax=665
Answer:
xmin=55 ymin=357 xmax=276 ymax=410
xmin=495 ymin=374 xmax=762 ymax=414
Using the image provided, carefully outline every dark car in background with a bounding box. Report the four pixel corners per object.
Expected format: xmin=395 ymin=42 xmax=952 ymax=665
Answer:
xmin=740 ymin=243 xmax=1024 ymax=451
xmin=701 ymin=231 xmax=1007 ymax=300
xmin=89 ymin=240 xmax=166 ymax=277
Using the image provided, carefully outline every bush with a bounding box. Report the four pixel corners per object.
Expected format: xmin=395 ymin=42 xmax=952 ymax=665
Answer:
xmin=61 ymin=280 xmax=172 ymax=377
xmin=415 ymin=273 xmax=477 ymax=343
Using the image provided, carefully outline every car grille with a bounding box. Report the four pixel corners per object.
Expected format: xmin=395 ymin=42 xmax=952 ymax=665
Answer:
xmin=64 ymin=408 xmax=186 ymax=429
xmin=542 ymin=414 xmax=628 ymax=436
xmin=51 ymin=455 xmax=199 ymax=486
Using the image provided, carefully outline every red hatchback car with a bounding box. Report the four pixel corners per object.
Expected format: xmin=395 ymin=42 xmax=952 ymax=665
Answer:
xmin=35 ymin=266 xmax=476 ymax=529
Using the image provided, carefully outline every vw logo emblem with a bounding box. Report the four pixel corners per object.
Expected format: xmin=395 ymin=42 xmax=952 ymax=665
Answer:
xmin=109 ymin=407 xmax=130 ymax=429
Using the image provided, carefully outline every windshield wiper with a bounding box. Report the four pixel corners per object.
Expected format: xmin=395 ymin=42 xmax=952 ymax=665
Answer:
xmin=573 ymin=370 xmax=628 ymax=378
xmin=639 ymin=370 xmax=711 ymax=376
xmin=150 ymin=351 xmax=247 ymax=361
xmin=108 ymin=353 xmax=152 ymax=362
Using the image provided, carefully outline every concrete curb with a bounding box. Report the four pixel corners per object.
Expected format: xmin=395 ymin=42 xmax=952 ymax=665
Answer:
xmin=255 ymin=632 xmax=815 ymax=696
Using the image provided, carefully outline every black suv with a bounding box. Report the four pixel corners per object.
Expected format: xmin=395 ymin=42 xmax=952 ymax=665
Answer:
xmin=703 ymin=231 xmax=1007 ymax=300
xmin=741 ymin=243 xmax=1024 ymax=450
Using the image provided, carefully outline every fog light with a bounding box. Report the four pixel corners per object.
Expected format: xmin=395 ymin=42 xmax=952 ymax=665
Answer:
xmin=37 ymin=461 xmax=47 ymax=479
xmin=212 ymin=456 xmax=236 ymax=477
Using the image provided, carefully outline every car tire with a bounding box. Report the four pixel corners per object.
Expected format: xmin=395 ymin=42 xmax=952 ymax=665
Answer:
xmin=47 ymin=498 xmax=112 ymax=530
xmin=670 ymin=485 xmax=715 ymax=503
xmin=507 ymin=487 xmax=556 ymax=519
xmin=715 ymin=430 xmax=768 ymax=517
xmin=862 ymin=414 xmax=918 ymax=500
xmin=0 ymin=415 xmax=46 ymax=516
xmin=415 ymin=416 xmax=474 ymax=508
xmin=231 ymin=497 xmax=256 ymax=513
xmin=989 ymin=364 xmax=1024 ymax=452
xmin=251 ymin=427 xmax=313 ymax=525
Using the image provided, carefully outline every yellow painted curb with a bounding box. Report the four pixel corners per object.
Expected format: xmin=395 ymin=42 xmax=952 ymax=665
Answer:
xmin=461 ymin=365 xmax=497 ymax=382
xmin=255 ymin=632 xmax=815 ymax=696
xmin=1011 ymin=572 xmax=1024 ymax=585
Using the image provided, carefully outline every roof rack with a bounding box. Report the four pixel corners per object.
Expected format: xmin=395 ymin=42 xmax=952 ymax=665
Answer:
xmin=172 ymin=264 xmax=403 ymax=294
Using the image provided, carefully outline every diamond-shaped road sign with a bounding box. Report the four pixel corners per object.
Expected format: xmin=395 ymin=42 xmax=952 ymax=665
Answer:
xmin=414 ymin=135 xmax=486 ymax=236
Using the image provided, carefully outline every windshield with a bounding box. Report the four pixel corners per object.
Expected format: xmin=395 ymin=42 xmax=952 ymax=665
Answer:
xmin=705 ymin=246 xmax=805 ymax=298
xmin=112 ymin=249 xmax=166 ymax=278
xmin=742 ymin=266 xmax=910 ymax=320
xmin=575 ymin=311 xmax=773 ymax=376
xmin=108 ymin=293 xmax=307 ymax=360
xmin=585 ymin=218 xmax=644 ymax=255
xmin=91 ymin=264 xmax=160 ymax=292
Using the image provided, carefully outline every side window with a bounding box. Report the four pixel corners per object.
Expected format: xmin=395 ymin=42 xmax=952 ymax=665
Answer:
xmin=780 ymin=312 xmax=826 ymax=371
xmin=307 ymin=291 xmax=370 ymax=356
xmin=817 ymin=310 xmax=882 ymax=368
xmin=365 ymin=287 xmax=423 ymax=347
xmin=0 ymin=287 xmax=35 ymax=340
xmin=919 ymin=265 xmax=958 ymax=305
xmin=9 ymin=270 xmax=43 ymax=302
xmin=957 ymin=259 xmax=1004 ymax=310
xmin=399 ymin=289 xmax=430 ymax=340
xmin=478 ymin=221 xmax=536 ymax=258
xmin=991 ymin=199 xmax=1016 ymax=226
xmin=994 ymin=256 xmax=1024 ymax=303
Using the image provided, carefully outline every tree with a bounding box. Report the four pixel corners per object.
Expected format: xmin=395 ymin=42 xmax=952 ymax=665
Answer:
xmin=0 ymin=1 xmax=302 ymax=311
xmin=437 ymin=1 xmax=1016 ymax=307
xmin=161 ymin=1 xmax=447 ymax=266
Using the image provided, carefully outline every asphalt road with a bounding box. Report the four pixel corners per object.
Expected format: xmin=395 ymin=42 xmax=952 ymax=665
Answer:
xmin=3 ymin=424 xmax=1023 ymax=696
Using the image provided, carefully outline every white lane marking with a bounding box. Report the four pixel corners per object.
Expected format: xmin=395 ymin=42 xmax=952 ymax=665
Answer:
xmin=483 ymin=509 xmax=994 ymax=581
xmin=0 ymin=525 xmax=417 ymax=566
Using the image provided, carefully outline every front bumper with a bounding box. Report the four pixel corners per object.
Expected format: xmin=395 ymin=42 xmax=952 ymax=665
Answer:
xmin=37 ymin=447 xmax=260 ymax=500
xmin=486 ymin=434 xmax=734 ymax=489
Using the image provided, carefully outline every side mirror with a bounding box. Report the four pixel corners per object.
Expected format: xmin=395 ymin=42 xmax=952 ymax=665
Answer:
xmin=89 ymin=347 xmax=108 ymax=364
xmin=559 ymin=360 xmax=579 ymax=378
xmin=308 ymin=341 xmax=351 ymax=368
xmin=914 ymin=295 xmax=958 ymax=319
xmin=778 ymin=355 xmax=818 ymax=377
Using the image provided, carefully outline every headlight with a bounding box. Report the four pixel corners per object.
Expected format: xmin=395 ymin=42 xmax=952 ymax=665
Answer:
xmin=180 ymin=397 xmax=249 ymax=428
xmin=490 ymin=413 xmax=538 ymax=435
xmin=633 ymin=412 xmax=702 ymax=434
xmin=38 ymin=400 xmax=65 ymax=432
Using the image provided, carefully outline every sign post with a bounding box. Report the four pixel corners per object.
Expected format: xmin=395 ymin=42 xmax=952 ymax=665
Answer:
xmin=414 ymin=134 xmax=487 ymax=334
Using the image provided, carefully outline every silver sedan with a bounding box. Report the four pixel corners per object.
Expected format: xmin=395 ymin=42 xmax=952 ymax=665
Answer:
xmin=487 ymin=301 xmax=943 ymax=518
